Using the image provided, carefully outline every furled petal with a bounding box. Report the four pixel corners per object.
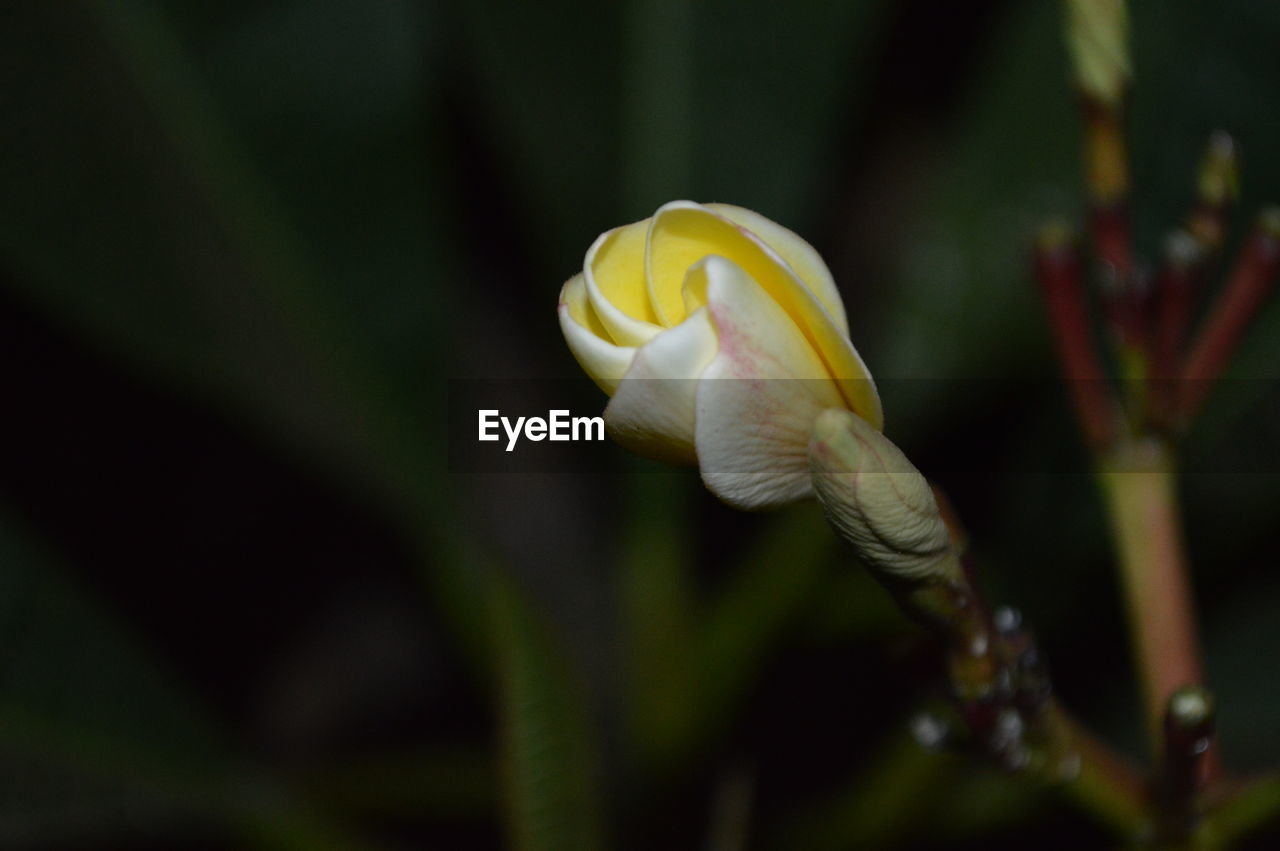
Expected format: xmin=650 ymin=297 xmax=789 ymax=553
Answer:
xmin=809 ymin=408 xmax=959 ymax=586
xmin=583 ymin=220 xmax=664 ymax=346
xmin=646 ymin=201 xmax=881 ymax=427
xmin=706 ymin=202 xmax=850 ymax=335
xmin=603 ymin=266 xmax=720 ymax=463
xmin=559 ymin=273 xmax=636 ymax=394
xmin=691 ymin=255 xmax=847 ymax=509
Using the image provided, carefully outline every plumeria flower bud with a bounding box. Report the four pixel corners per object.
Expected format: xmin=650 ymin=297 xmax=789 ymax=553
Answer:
xmin=808 ymin=408 xmax=960 ymax=588
xmin=1063 ymin=0 xmax=1131 ymax=109
xmin=558 ymin=201 xmax=881 ymax=509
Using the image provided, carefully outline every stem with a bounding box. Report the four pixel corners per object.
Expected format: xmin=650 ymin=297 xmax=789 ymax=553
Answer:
xmin=1205 ymin=773 xmax=1280 ymax=844
xmin=1097 ymin=438 xmax=1206 ymax=759
xmin=1046 ymin=704 xmax=1150 ymax=835
xmin=1149 ymin=232 xmax=1202 ymax=428
xmin=1178 ymin=209 xmax=1280 ymax=424
xmin=1035 ymin=224 xmax=1120 ymax=449
xmin=1160 ymin=686 xmax=1217 ymax=842
xmin=1150 ymin=133 xmax=1237 ymax=431
xmin=621 ymin=0 xmax=692 ymax=211
xmin=1081 ymin=97 xmax=1146 ymax=380
xmin=875 ymin=500 xmax=1150 ymax=836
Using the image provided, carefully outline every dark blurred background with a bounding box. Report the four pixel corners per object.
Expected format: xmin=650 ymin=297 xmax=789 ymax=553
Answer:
xmin=4 ymin=1 xmax=1280 ymax=848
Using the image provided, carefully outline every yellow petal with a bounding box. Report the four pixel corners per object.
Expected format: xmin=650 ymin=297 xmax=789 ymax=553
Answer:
xmin=691 ymin=255 xmax=846 ymax=509
xmin=646 ymin=201 xmax=881 ymax=426
xmin=705 ymin=202 xmax=850 ymax=335
xmin=559 ymin=273 xmax=636 ymax=394
xmin=583 ymin=220 xmax=664 ymax=346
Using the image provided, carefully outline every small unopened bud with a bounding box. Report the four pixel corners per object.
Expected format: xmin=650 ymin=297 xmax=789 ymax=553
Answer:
xmin=1166 ymin=685 xmax=1215 ymax=735
xmin=1196 ymin=131 xmax=1240 ymax=210
xmin=910 ymin=712 xmax=952 ymax=751
xmin=1064 ymin=0 xmax=1131 ymax=109
xmin=809 ymin=409 xmax=960 ymax=587
xmin=1164 ymin=229 xmax=1202 ymax=271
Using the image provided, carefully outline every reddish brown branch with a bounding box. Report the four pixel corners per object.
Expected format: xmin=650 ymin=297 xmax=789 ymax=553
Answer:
xmin=1178 ymin=210 xmax=1280 ymax=422
xmin=1080 ymin=97 xmax=1145 ymax=363
xmin=1147 ymin=134 xmax=1239 ymax=429
xmin=1148 ymin=232 xmax=1203 ymax=427
xmin=1035 ymin=225 xmax=1119 ymax=449
xmin=1159 ymin=686 xmax=1219 ymax=842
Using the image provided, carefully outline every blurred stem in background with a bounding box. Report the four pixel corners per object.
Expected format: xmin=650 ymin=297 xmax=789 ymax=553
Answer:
xmin=617 ymin=0 xmax=697 ymax=784
xmin=1043 ymin=0 xmax=1280 ymax=844
xmin=621 ymin=0 xmax=692 ymax=214
xmin=1058 ymin=1 xmax=1215 ymax=843
xmin=1097 ymin=440 xmax=1207 ymax=761
xmin=1178 ymin=210 xmax=1280 ymax=424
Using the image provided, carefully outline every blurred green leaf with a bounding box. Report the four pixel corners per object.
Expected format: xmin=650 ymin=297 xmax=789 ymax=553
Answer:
xmin=298 ymin=746 xmax=494 ymax=819
xmin=1127 ymin=0 xmax=1280 ymax=266
xmin=164 ymin=0 xmax=453 ymax=384
xmin=692 ymin=504 xmax=835 ymax=754
xmin=619 ymin=0 xmax=695 ymax=211
xmin=929 ymin=766 xmax=1050 ymax=839
xmin=0 ymin=513 xmax=226 ymax=846
xmin=772 ymin=734 xmax=961 ymax=851
xmin=455 ymin=0 xmax=625 ymax=265
xmin=796 ymin=558 xmax=905 ymax=645
xmin=458 ymin=0 xmax=889 ymax=264
xmin=0 ymin=1 xmax=406 ymax=483
xmin=0 ymin=2 xmax=491 ymax=666
xmin=1204 ymin=577 xmax=1280 ymax=771
xmin=619 ymin=474 xmax=698 ymax=776
xmin=624 ymin=492 xmax=905 ymax=781
xmin=492 ymin=575 xmax=605 ymax=851
xmin=0 ymin=512 xmax=372 ymax=850
xmin=688 ymin=0 xmax=890 ymax=227
xmin=874 ymin=1 xmax=1076 ymax=402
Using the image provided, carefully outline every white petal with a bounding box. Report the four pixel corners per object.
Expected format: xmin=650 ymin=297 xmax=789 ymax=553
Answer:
xmin=604 ymin=277 xmax=719 ymax=463
xmin=559 ymin=273 xmax=636 ymax=394
xmin=691 ymin=256 xmax=847 ymax=509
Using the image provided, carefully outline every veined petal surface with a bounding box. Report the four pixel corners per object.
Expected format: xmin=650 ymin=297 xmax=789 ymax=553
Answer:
xmin=690 ymin=256 xmax=846 ymax=508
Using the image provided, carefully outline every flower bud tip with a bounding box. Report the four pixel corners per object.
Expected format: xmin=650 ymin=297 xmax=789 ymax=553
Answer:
xmin=1197 ymin=131 xmax=1240 ymax=207
xmin=1163 ymin=229 xmax=1201 ymax=269
xmin=1064 ymin=0 xmax=1131 ymax=109
xmin=1167 ymin=685 xmax=1215 ymax=731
